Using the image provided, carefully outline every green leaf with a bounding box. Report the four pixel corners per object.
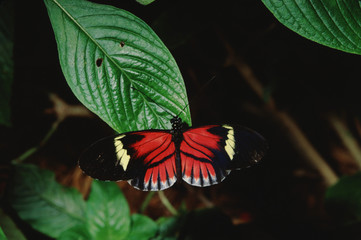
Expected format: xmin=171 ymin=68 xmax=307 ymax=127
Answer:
xmin=326 ymin=172 xmax=361 ymax=223
xmin=127 ymin=214 xmax=157 ymax=240
xmin=0 ymin=227 xmax=7 ymax=240
xmin=58 ymin=225 xmax=90 ymax=240
xmin=262 ymin=0 xmax=361 ymax=55
xmin=7 ymin=164 xmax=86 ymax=238
xmin=135 ymin=0 xmax=156 ymax=5
xmin=0 ymin=229 xmax=5 ymax=240
xmin=0 ymin=209 xmax=26 ymax=240
xmin=44 ymin=0 xmax=191 ymax=133
xmin=0 ymin=0 xmax=14 ymax=126
xmin=154 ymin=215 xmax=186 ymax=239
xmin=86 ymin=181 xmax=131 ymax=240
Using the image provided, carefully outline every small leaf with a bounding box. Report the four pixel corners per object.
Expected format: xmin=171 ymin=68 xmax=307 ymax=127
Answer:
xmin=127 ymin=214 xmax=158 ymax=240
xmin=326 ymin=172 xmax=361 ymax=223
xmin=0 ymin=0 xmax=14 ymax=126
xmin=86 ymin=181 xmax=131 ymax=240
xmin=7 ymin=164 xmax=86 ymax=238
xmin=155 ymin=215 xmax=186 ymax=239
xmin=135 ymin=0 xmax=156 ymax=5
xmin=0 ymin=227 xmax=7 ymax=240
xmin=58 ymin=225 xmax=90 ymax=240
xmin=262 ymin=0 xmax=361 ymax=55
xmin=44 ymin=0 xmax=191 ymax=133
xmin=0 ymin=209 xmax=26 ymax=240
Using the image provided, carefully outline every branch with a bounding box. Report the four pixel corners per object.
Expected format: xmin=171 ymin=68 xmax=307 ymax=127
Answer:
xmin=329 ymin=115 xmax=361 ymax=170
xmin=12 ymin=93 xmax=92 ymax=164
xmin=158 ymin=191 xmax=178 ymax=215
xmin=219 ymin=32 xmax=339 ymax=187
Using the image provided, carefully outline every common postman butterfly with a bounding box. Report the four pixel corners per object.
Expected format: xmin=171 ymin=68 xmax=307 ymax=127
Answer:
xmin=79 ymin=116 xmax=267 ymax=191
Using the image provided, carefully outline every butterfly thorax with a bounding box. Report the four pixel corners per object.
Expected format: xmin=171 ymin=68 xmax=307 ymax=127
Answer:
xmin=170 ymin=116 xmax=187 ymax=144
xmin=169 ymin=116 xmax=187 ymax=181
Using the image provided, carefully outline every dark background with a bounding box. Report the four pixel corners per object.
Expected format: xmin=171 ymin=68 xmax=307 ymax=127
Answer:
xmin=2 ymin=0 xmax=361 ymax=239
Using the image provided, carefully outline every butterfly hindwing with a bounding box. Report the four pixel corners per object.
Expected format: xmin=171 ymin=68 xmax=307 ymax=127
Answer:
xmin=79 ymin=130 xmax=177 ymax=191
xmin=181 ymin=125 xmax=267 ymax=187
xmin=79 ymin=115 xmax=268 ymax=191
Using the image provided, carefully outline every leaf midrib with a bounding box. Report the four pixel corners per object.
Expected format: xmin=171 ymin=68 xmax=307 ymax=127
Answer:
xmin=52 ymin=0 xmax=170 ymax=130
xmin=51 ymin=0 xmax=135 ymax=85
xmin=38 ymin=188 xmax=85 ymax=223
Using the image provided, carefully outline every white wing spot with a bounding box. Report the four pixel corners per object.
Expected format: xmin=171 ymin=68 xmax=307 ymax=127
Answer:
xmin=223 ymin=125 xmax=236 ymax=160
xmin=114 ymin=134 xmax=130 ymax=170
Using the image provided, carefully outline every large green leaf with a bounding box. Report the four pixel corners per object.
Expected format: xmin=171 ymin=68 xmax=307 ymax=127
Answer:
xmin=57 ymin=225 xmax=90 ymax=240
xmin=127 ymin=214 xmax=158 ymax=240
xmin=44 ymin=0 xmax=191 ymax=133
xmin=7 ymin=164 xmax=86 ymax=238
xmin=325 ymin=172 xmax=361 ymax=223
xmin=0 ymin=0 xmax=14 ymax=126
xmin=262 ymin=0 xmax=361 ymax=55
xmin=86 ymin=181 xmax=131 ymax=240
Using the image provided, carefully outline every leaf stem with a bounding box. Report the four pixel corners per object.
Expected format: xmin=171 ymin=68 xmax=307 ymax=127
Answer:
xmin=11 ymin=121 xmax=60 ymax=164
xmin=275 ymin=111 xmax=338 ymax=186
xmin=158 ymin=191 xmax=178 ymax=215
xmin=139 ymin=191 xmax=155 ymax=213
xmin=329 ymin=115 xmax=361 ymax=170
xmin=219 ymin=31 xmax=339 ymax=186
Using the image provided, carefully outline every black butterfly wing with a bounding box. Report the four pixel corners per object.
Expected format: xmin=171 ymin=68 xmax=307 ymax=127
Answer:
xmin=79 ymin=130 xmax=178 ymax=191
xmin=181 ymin=125 xmax=267 ymax=187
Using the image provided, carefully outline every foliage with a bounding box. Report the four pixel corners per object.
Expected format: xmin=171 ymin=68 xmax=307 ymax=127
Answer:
xmin=262 ymin=0 xmax=361 ymax=55
xmin=135 ymin=0 xmax=156 ymax=5
xmin=44 ymin=0 xmax=191 ymax=133
xmin=0 ymin=210 xmax=26 ymax=240
xmin=325 ymin=173 xmax=361 ymax=223
xmin=1 ymin=0 xmax=361 ymax=239
xmin=0 ymin=227 xmax=7 ymax=240
xmin=8 ymin=164 xmax=86 ymax=238
xmin=7 ymin=164 xmax=158 ymax=240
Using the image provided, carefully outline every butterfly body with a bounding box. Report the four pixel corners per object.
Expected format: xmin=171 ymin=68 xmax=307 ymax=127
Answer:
xmin=79 ymin=116 xmax=267 ymax=191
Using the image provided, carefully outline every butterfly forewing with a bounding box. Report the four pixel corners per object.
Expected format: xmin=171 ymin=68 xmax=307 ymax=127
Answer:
xmin=79 ymin=115 xmax=268 ymax=191
xmin=79 ymin=130 xmax=178 ymax=191
xmin=180 ymin=125 xmax=267 ymax=187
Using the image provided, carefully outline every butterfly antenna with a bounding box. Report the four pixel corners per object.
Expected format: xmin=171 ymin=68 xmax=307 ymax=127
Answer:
xmin=130 ymin=86 xmax=175 ymax=119
xmin=175 ymin=75 xmax=217 ymax=117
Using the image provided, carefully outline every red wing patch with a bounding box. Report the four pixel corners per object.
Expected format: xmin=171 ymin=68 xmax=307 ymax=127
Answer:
xmin=79 ymin=120 xmax=267 ymax=191
xmin=79 ymin=130 xmax=177 ymax=191
xmin=180 ymin=124 xmax=268 ymax=187
xmin=181 ymin=126 xmax=231 ymax=187
xmin=124 ymin=131 xmax=177 ymax=191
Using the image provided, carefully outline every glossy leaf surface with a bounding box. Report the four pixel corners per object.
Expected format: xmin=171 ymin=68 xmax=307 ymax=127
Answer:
xmin=262 ymin=0 xmax=361 ymax=55
xmin=44 ymin=0 xmax=191 ymax=133
xmin=7 ymin=164 xmax=86 ymax=238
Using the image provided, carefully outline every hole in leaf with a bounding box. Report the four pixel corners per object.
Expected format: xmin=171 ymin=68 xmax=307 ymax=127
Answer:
xmin=96 ymin=58 xmax=103 ymax=67
xmin=120 ymin=41 xmax=125 ymax=47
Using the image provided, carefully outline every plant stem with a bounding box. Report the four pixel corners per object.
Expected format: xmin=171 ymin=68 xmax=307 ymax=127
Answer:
xmin=329 ymin=115 xmax=361 ymax=170
xmin=139 ymin=191 xmax=155 ymax=213
xmin=275 ymin=112 xmax=338 ymax=186
xmin=219 ymin=32 xmax=339 ymax=186
xmin=11 ymin=121 xmax=60 ymax=164
xmin=158 ymin=191 xmax=178 ymax=215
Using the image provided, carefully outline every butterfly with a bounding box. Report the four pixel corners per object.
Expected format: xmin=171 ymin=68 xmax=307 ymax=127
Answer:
xmin=79 ymin=116 xmax=268 ymax=191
